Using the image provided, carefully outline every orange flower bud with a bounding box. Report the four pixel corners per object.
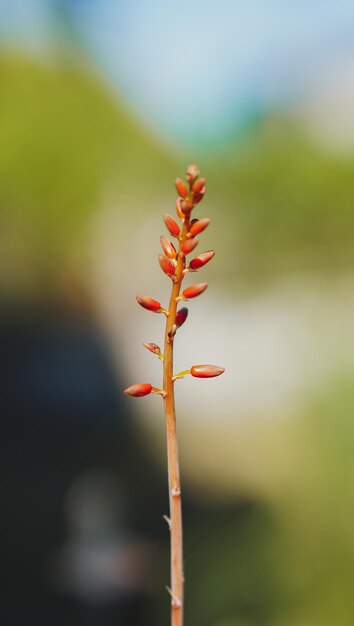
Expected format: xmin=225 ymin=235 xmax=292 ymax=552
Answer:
xmin=160 ymin=235 xmax=177 ymax=259
xmin=143 ymin=342 xmax=161 ymax=355
xmin=136 ymin=295 xmax=162 ymax=312
xmin=175 ymin=307 xmax=188 ymax=327
xmin=175 ymin=177 xmax=188 ymax=198
xmin=186 ymin=163 xmax=200 ymax=184
xmin=124 ymin=383 xmax=152 ymax=397
xmin=189 ymin=249 xmax=215 ymax=270
xmin=159 ymin=253 xmax=175 ymax=276
xmin=163 ymin=213 xmax=180 ymax=237
xmin=189 ymin=218 xmax=210 ymax=236
xmin=176 ymin=198 xmax=185 ymax=219
xmin=182 ymin=282 xmax=208 ymax=299
xmin=190 ymin=365 xmax=225 ymax=378
xmin=181 ymin=237 xmax=198 ymax=255
xmin=192 ymin=177 xmax=206 ymax=193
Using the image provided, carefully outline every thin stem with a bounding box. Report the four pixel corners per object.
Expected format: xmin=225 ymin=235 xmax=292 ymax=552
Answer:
xmin=163 ymin=215 xmax=190 ymax=626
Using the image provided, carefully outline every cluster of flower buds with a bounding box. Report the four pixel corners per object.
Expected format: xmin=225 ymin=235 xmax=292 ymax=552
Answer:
xmin=124 ymin=164 xmax=224 ymax=398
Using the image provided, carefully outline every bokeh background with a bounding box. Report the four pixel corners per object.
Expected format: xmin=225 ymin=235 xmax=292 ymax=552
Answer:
xmin=1 ymin=1 xmax=354 ymax=625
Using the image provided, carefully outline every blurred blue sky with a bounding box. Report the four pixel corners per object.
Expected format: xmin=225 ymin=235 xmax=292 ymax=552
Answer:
xmin=1 ymin=0 xmax=354 ymax=147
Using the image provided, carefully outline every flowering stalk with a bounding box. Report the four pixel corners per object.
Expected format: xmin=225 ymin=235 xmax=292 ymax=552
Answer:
xmin=124 ymin=164 xmax=224 ymax=626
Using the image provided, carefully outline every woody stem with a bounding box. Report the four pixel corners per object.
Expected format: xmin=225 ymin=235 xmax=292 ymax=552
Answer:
xmin=163 ymin=215 xmax=190 ymax=626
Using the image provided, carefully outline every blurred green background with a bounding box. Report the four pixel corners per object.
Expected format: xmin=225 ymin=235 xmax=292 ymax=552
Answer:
xmin=1 ymin=2 xmax=354 ymax=625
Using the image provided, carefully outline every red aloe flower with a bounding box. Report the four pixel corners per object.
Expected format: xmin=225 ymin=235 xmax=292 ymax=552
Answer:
xmin=189 ymin=250 xmax=215 ymax=270
xmin=175 ymin=307 xmax=188 ymax=328
xmin=160 ymin=235 xmax=177 ymax=259
xmin=182 ymin=283 xmax=208 ymax=299
xmin=124 ymin=383 xmax=153 ymax=397
xmin=163 ymin=213 xmax=180 ymax=237
xmin=193 ymin=186 xmax=206 ymax=204
xmin=181 ymin=237 xmax=199 ymax=255
xmin=192 ymin=177 xmax=206 ymax=193
xmin=186 ymin=163 xmax=200 ymax=184
xmin=136 ymin=295 xmax=162 ymax=312
xmin=159 ymin=254 xmax=176 ymax=276
xmin=175 ymin=177 xmax=188 ymax=198
xmin=126 ymin=165 xmax=224 ymax=626
xmin=189 ymin=218 xmax=210 ymax=236
xmin=190 ymin=365 xmax=225 ymax=378
xmin=143 ymin=342 xmax=161 ymax=355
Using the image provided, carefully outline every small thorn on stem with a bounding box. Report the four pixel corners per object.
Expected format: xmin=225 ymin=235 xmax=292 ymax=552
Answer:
xmin=163 ymin=515 xmax=171 ymax=530
xmin=166 ymin=587 xmax=182 ymax=608
xmin=171 ymin=485 xmax=181 ymax=497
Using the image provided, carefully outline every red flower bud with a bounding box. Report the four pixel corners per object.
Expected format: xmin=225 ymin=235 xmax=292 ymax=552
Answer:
xmin=192 ymin=177 xmax=206 ymax=193
xmin=189 ymin=249 xmax=215 ymax=270
xmin=186 ymin=163 xmax=200 ymax=184
xmin=189 ymin=218 xmax=210 ymax=236
xmin=124 ymin=383 xmax=153 ymax=397
xmin=143 ymin=342 xmax=161 ymax=355
xmin=193 ymin=186 xmax=206 ymax=204
xmin=181 ymin=237 xmax=199 ymax=255
xmin=159 ymin=253 xmax=175 ymax=276
xmin=190 ymin=365 xmax=225 ymax=378
xmin=175 ymin=177 xmax=188 ymax=198
xmin=175 ymin=307 xmax=188 ymax=328
xmin=163 ymin=213 xmax=180 ymax=237
xmin=182 ymin=282 xmax=208 ymax=299
xmin=136 ymin=295 xmax=162 ymax=312
xmin=160 ymin=235 xmax=177 ymax=259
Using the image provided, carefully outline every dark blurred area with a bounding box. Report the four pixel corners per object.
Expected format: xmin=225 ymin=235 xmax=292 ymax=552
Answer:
xmin=0 ymin=302 xmax=153 ymax=625
xmin=1 ymin=2 xmax=354 ymax=626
